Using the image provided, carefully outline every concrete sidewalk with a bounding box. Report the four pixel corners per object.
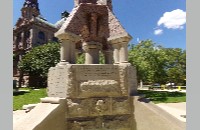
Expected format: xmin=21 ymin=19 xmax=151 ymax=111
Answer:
xmin=13 ymin=101 xmax=186 ymax=130
xmin=156 ymin=102 xmax=186 ymax=122
xmin=138 ymin=88 xmax=186 ymax=93
xmin=134 ymin=96 xmax=186 ymax=130
xmin=13 ymin=103 xmax=187 ymax=122
xmin=137 ymin=88 xmax=186 ymax=122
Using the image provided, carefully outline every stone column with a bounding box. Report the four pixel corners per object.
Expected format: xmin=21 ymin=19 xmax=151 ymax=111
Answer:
xmin=70 ymin=42 xmax=76 ymax=64
xmin=60 ymin=39 xmax=71 ymax=64
xmin=13 ymin=36 xmax=17 ymax=50
xmin=108 ymin=35 xmax=132 ymax=64
xmin=82 ymin=41 xmax=102 ymax=64
xmin=119 ymin=43 xmax=128 ymax=63
xmin=103 ymin=50 xmax=113 ymax=64
xmin=55 ymin=32 xmax=81 ymax=66
xmin=16 ymin=35 xmax=20 ymax=50
xmin=20 ymin=32 xmax=25 ymax=49
xmin=29 ymin=29 xmax=33 ymax=48
xmin=85 ymin=49 xmax=98 ymax=64
xmin=112 ymin=44 xmax=120 ymax=64
xmin=31 ymin=27 xmax=37 ymax=46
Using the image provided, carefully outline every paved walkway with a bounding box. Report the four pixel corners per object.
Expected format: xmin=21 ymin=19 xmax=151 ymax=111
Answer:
xmin=138 ymin=88 xmax=186 ymax=93
xmin=13 ymin=110 xmax=27 ymax=122
xmin=156 ymin=102 xmax=186 ymax=122
xmin=13 ymin=89 xmax=186 ymax=124
xmin=13 ymin=102 xmax=186 ymax=123
xmin=137 ymin=88 xmax=186 ymax=122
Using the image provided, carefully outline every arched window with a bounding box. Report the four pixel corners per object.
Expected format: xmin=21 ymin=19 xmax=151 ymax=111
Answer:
xmin=38 ymin=31 xmax=45 ymax=40
xmin=25 ymin=31 xmax=30 ymax=38
xmin=17 ymin=35 xmax=21 ymax=43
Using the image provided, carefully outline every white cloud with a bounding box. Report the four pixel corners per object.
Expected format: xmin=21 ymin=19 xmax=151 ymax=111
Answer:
xmin=136 ymin=38 xmax=140 ymax=42
xmin=154 ymin=29 xmax=163 ymax=35
xmin=157 ymin=9 xmax=186 ymax=29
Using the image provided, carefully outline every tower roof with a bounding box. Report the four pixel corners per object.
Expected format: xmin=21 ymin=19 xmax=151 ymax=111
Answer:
xmin=23 ymin=0 xmax=39 ymax=11
xmin=14 ymin=0 xmax=56 ymax=30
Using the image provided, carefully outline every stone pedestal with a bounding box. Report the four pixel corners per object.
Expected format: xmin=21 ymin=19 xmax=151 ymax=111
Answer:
xmin=50 ymin=1 xmax=137 ymax=129
xmin=47 ymin=64 xmax=138 ymax=130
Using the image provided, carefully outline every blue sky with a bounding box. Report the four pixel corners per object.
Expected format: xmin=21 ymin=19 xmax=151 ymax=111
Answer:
xmin=13 ymin=0 xmax=186 ymax=50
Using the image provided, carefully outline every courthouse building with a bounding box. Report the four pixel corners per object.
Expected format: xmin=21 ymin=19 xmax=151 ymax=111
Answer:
xmin=13 ymin=0 xmax=69 ymax=86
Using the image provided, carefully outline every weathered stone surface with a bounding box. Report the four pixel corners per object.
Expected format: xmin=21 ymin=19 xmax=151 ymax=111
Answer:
xmin=47 ymin=1 xmax=137 ymax=130
xmin=75 ymin=65 xmax=119 ymax=80
xmin=14 ymin=1 xmax=138 ymax=130
xmin=47 ymin=65 xmax=76 ymax=98
xmin=47 ymin=63 xmax=137 ymax=129
xmin=67 ymin=114 xmax=135 ymax=130
xmin=118 ymin=64 xmax=138 ymax=95
xmin=79 ymin=80 xmax=120 ymax=97
xmin=66 ymin=97 xmax=134 ymax=118
xmin=55 ymin=0 xmax=131 ymax=66
xmin=47 ymin=65 xmax=137 ymax=98
xmin=112 ymin=97 xmax=133 ymax=115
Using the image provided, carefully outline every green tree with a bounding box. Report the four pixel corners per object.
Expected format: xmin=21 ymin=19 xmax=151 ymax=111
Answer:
xmin=76 ymin=53 xmax=85 ymax=64
xmin=129 ymin=40 xmax=165 ymax=84
xmin=128 ymin=39 xmax=186 ymax=85
xmin=18 ymin=42 xmax=60 ymax=87
xmin=18 ymin=43 xmax=106 ymax=87
xmin=164 ymin=48 xmax=186 ymax=85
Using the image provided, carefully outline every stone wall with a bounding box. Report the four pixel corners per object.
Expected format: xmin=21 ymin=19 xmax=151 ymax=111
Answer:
xmin=47 ymin=64 xmax=137 ymax=130
xmin=47 ymin=64 xmax=137 ymax=98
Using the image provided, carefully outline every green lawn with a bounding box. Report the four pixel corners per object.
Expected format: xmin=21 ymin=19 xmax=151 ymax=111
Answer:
xmin=13 ymin=88 xmax=47 ymax=110
xmin=138 ymin=90 xmax=186 ymax=104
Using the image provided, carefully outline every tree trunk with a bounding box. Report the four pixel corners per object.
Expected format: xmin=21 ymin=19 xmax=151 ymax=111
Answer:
xmin=140 ymin=80 xmax=143 ymax=88
xmin=18 ymin=70 xmax=24 ymax=88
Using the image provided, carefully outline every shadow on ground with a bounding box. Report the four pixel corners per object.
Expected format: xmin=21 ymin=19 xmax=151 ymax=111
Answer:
xmin=137 ymin=90 xmax=186 ymax=103
xmin=13 ymin=91 xmax=30 ymax=96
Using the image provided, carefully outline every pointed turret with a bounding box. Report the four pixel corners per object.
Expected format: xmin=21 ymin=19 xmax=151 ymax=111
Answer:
xmin=21 ymin=0 xmax=40 ymax=19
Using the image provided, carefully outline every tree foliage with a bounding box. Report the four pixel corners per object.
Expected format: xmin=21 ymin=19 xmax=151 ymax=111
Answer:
xmin=128 ymin=40 xmax=186 ymax=85
xmin=18 ymin=43 xmax=105 ymax=87
xmin=18 ymin=42 xmax=60 ymax=86
xmin=18 ymin=39 xmax=186 ymax=87
xmin=163 ymin=48 xmax=186 ymax=85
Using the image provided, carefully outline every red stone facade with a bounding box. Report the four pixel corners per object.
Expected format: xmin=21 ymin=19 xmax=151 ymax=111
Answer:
xmin=13 ymin=0 xmax=58 ymax=86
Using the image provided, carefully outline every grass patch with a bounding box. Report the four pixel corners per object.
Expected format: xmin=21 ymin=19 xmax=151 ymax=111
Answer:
xmin=13 ymin=88 xmax=47 ymax=110
xmin=138 ymin=90 xmax=186 ymax=104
